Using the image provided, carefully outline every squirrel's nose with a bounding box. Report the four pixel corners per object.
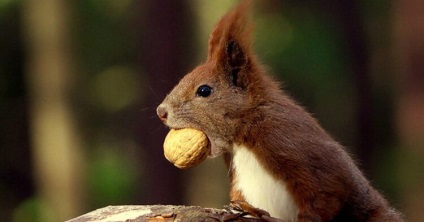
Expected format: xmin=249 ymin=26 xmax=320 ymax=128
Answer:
xmin=157 ymin=104 xmax=168 ymax=122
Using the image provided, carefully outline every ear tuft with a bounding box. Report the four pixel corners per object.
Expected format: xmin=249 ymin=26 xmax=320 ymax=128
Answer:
xmin=207 ymin=0 xmax=253 ymax=69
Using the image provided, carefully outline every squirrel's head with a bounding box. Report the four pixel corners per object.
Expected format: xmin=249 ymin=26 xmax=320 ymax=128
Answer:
xmin=157 ymin=0 xmax=270 ymax=157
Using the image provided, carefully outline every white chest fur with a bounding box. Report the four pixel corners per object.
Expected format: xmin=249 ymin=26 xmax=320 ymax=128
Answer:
xmin=232 ymin=144 xmax=299 ymax=222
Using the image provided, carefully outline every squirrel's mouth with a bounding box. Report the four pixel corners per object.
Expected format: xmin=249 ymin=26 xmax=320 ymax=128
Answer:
xmin=205 ymin=134 xmax=226 ymax=158
xmin=206 ymin=135 xmax=216 ymax=157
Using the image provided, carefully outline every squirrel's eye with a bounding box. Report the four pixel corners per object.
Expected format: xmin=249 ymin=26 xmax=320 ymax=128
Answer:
xmin=196 ymin=85 xmax=212 ymax=97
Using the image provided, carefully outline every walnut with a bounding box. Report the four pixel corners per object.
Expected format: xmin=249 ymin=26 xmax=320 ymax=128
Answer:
xmin=163 ymin=128 xmax=210 ymax=169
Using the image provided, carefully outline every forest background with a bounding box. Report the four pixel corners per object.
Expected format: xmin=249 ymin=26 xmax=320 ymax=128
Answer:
xmin=0 ymin=0 xmax=423 ymax=221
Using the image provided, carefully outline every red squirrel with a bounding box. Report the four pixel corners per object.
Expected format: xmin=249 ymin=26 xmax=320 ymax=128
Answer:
xmin=156 ymin=1 xmax=403 ymax=221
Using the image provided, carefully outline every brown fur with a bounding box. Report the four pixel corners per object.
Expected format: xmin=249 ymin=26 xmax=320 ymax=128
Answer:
xmin=157 ymin=1 xmax=403 ymax=221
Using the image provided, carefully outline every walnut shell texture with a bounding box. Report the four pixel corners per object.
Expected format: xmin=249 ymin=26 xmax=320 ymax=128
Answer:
xmin=163 ymin=128 xmax=210 ymax=169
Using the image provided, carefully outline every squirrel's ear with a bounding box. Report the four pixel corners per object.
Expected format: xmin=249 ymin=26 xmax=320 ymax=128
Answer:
xmin=207 ymin=0 xmax=253 ymax=71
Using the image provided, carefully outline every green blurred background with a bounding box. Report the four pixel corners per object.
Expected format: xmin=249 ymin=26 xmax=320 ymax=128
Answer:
xmin=1 ymin=0 xmax=423 ymax=221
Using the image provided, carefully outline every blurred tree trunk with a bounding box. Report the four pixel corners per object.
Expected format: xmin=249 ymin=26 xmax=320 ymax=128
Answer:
xmin=326 ymin=0 xmax=375 ymax=175
xmin=22 ymin=0 xmax=85 ymax=221
xmin=137 ymin=0 xmax=193 ymax=204
xmin=394 ymin=0 xmax=424 ymax=221
xmin=339 ymin=0 xmax=374 ymax=174
xmin=0 ymin=4 xmax=33 ymax=219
